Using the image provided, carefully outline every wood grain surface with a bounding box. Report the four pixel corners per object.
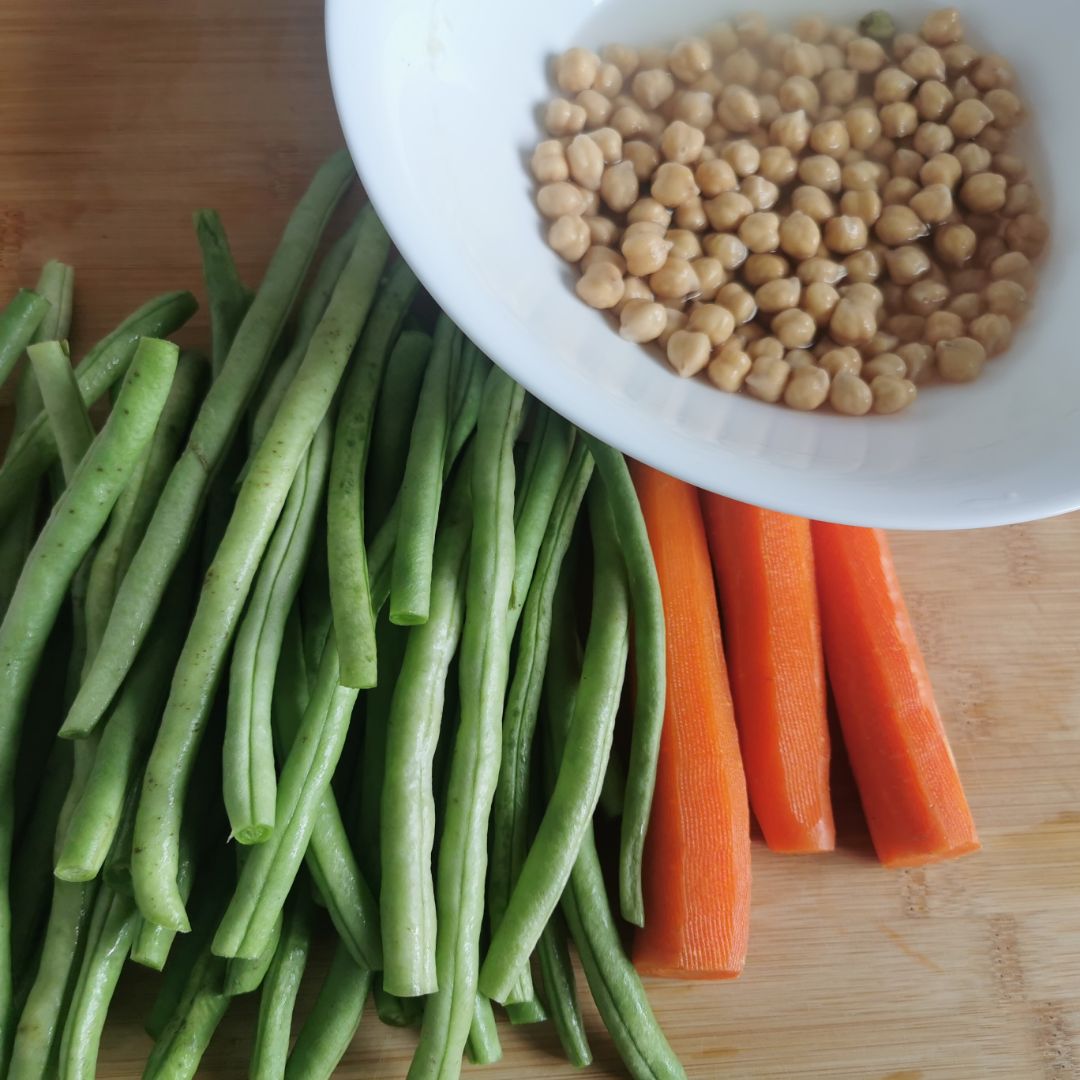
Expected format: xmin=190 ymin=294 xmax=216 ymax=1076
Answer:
xmin=2 ymin=2 xmax=1079 ymax=1077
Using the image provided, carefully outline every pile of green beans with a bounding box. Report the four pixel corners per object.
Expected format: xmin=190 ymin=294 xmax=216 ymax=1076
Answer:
xmin=0 ymin=152 xmax=676 ymax=1079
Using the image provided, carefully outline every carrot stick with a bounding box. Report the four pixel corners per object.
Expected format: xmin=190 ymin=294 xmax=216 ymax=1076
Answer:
xmin=702 ymin=496 xmax=835 ymax=855
xmin=629 ymin=462 xmax=750 ymax=981
xmin=811 ymin=522 xmax=979 ymax=869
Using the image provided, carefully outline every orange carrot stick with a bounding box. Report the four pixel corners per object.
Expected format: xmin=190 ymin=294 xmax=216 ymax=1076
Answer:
xmin=811 ymin=522 xmax=979 ymax=868
xmin=630 ymin=462 xmax=750 ymax=980
xmin=701 ymin=495 xmax=834 ymax=854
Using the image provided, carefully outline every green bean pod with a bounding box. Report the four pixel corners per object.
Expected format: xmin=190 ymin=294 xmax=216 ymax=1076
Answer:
xmin=0 ymin=290 xmax=197 ymax=524
xmin=537 ymin=912 xmax=592 ymax=1069
xmin=224 ymin=416 xmax=331 ymax=844
xmin=64 ymin=150 xmax=354 ymax=741
xmin=409 ymin=368 xmax=523 ymax=1080
xmin=0 ymin=289 xmax=50 ymax=391
xmin=194 ymin=208 xmax=252 ymax=376
xmin=224 ymin=912 xmax=281 ymax=996
xmin=582 ymin=436 xmax=666 ymax=927
xmin=29 ymin=259 xmax=75 ymax=349
xmin=381 ymin=465 xmax=471 ymax=997
xmin=27 ymin=340 xmax=95 ymax=478
xmin=465 ymin=994 xmax=502 ymax=1065
xmin=328 ymin=260 xmax=420 ymax=688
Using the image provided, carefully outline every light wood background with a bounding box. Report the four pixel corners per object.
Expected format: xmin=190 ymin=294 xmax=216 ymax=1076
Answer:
xmin=1 ymin=2 xmax=1078 ymax=1077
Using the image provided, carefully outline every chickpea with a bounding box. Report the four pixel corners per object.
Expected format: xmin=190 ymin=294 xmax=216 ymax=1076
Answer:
xmin=835 ymin=111 xmax=877 ymax=158
xmin=907 ymin=183 xmax=952 ymax=226
xmin=630 ymin=68 xmax=673 ymax=110
xmin=592 ymin=162 xmax=635 ymax=216
xmin=815 ymin=70 xmax=855 ymax=111
xmin=830 ymin=298 xmax=877 ymax=346
xmin=576 ymin=88 xmax=613 ymax=128
xmin=623 ymin=140 xmax=660 ymax=181
xmin=902 ymin=45 xmax=947 ymax=83
xmin=803 ymin=281 xmax=841 ymax=325
xmin=707 ymin=348 xmax=752 ymax=392
xmin=875 ymin=68 xmax=917 ymax=106
xmin=592 ymin=62 xmax=624 ymax=98
xmin=778 ymin=76 xmax=820 ymax=116
xmin=579 ymin=188 xmax=600 ymax=216
xmin=882 ymin=282 xmax=906 ymax=310
xmin=867 ymin=136 xmax=898 ymax=164
xmin=757 ymin=70 xmax=784 ymax=96
xmin=947 ymin=292 xmax=983 ymax=321
xmin=704 ymin=191 xmax=753 ymax=232
xmin=545 ymin=98 xmax=588 ymax=136
xmin=580 ymin=246 xmax=627 ymax=275
xmin=912 ymin=123 xmax=954 ymax=159
xmin=575 ymin=261 xmax=625 ymax=309
xmin=892 ymin=33 xmax=921 ymax=61
xmin=781 ymin=41 xmax=823 ymax=79
xmin=744 ymin=354 xmax=792 ymax=402
xmin=946 ymin=101 xmax=992 ymax=146
xmin=808 ymin=119 xmax=850 ymax=160
xmin=616 ymin=299 xmax=665 ymax=343
xmin=657 ymin=307 xmax=688 ymax=349
xmin=971 ymin=54 xmax=1015 ymax=92
xmin=733 ymin=12 xmax=769 ymax=46
xmin=610 ymin=103 xmax=648 ymax=139
xmin=950 ymin=268 xmax=988 ymax=294
xmin=738 ymin=212 xmax=780 ymax=255
xmin=790 ymin=15 xmax=826 ymax=43
xmin=870 ymin=374 xmax=917 ymax=414
xmin=663 ymin=329 xmax=711 ymax=377
xmin=748 ymin=127 xmax=772 ymax=150
xmin=754 ymin=276 xmax=800 ymax=314
xmin=798 ymin=256 xmax=847 ymax=285
xmin=649 ymin=162 xmax=697 ymax=208
xmin=771 ymin=211 xmax=817 ymax=262
xmin=739 ymin=322 xmax=767 ymax=346
xmin=780 ymin=366 xmax=828 ymax=410
xmin=841 ymin=282 xmax=885 ymax=311
xmin=716 ymin=85 xmax=760 ymax=133
xmin=799 ymin=154 xmax=842 ymax=193
xmin=785 ymin=348 xmax=817 ymax=371
xmin=621 ymin=228 xmax=672 ymax=276
xmin=844 ymin=248 xmax=883 ymax=284
xmin=548 ymin=215 xmax=591 ymax=262
xmin=989 ymin=251 xmax=1035 ymax=293
xmin=616 ymin=274 xmax=654 ymax=310
xmin=847 ymin=36 xmax=888 ymax=74
xmin=767 ymin=110 xmax=809 ymax=155
xmin=672 ymin=200 xmax=705 ymax=235
xmin=969 ymin=312 xmax=1013 ymax=356
xmin=584 ymin=216 xmax=618 ymax=247
xmin=830 ymin=371 xmax=872 ymax=415
xmin=703 ymin=232 xmax=749 ymax=271
xmin=924 ymin=310 xmax=965 ymax=345
xmin=976 ymin=234 xmax=1008 ymax=271
xmin=737 ymin=175 xmax=777 ymax=213
xmin=863 ymin=352 xmax=907 ymax=379
xmin=921 ymin=7 xmax=964 ymax=45
xmin=721 ymin=46 xmax=761 ymax=86
xmin=993 ymin=153 xmax=1027 ymax=186
xmin=1005 ymin=214 xmax=1049 ymax=259
xmin=601 ymin=42 xmax=638 ymax=76
xmin=666 ymin=229 xmax=703 ymax=261
xmin=894 ymin=342 xmax=933 ymax=382
xmin=935 ymin=336 xmax=985 ymax=382
xmin=941 ymin=40 xmax=976 ymax=74
xmin=791 ymin=186 xmax=835 ymax=225
xmin=905 ymin=279 xmax=949 ymax=317
xmin=953 ymin=75 xmax=978 ymax=103
xmin=741 ymin=254 xmax=788 ymax=288
xmin=918 ymin=154 xmax=962 ymax=193
xmin=555 ymin=47 xmax=601 ymax=95
xmin=914 ymin=81 xmax=955 ymax=123
xmin=931 ymin=223 xmax=975 ymax=266
xmin=626 ymin=200 xmax=670 ymax=229
xmin=672 ymin=90 xmax=716 ymax=129
xmin=689 ymin=257 xmax=725 ymax=300
xmin=891 ymin=149 xmax=926 ymax=182
xmin=665 ymin=37 xmax=710 ymax=84
xmin=825 ymin=215 xmax=869 ymax=255
xmin=643 ymin=111 xmax=666 ymax=142
xmin=564 ymin=135 xmax=603 ymax=192
xmin=885 ymin=245 xmax=931 ymax=286
xmin=685 ymin=302 xmax=734 ymax=346
xmin=841 ymin=160 xmax=879 ymax=192
xmin=875 ymin=205 xmax=928 ymax=247
xmin=831 ymin=24 xmax=858 ymax=48
xmin=531 ymin=139 xmax=570 ymax=184
xmin=585 ymin=129 xmax=621 ymax=166
xmin=984 ymin=279 xmax=1028 ymax=321
xmin=880 ymin=102 xmax=917 ymax=141
xmin=721 ymin=139 xmax=760 ymax=178
xmin=650 ymin=254 xmax=700 ymax=300
xmin=981 ymin=88 xmax=1023 ymax=131
xmin=748 ymin=336 xmax=786 ymax=363
xmin=958 ymin=172 xmax=1007 ymax=215
xmin=537 ymin=181 xmax=587 ymax=219
xmin=716 ymin=282 xmax=757 ymax=324
xmin=759 ymin=147 xmax=800 ymax=187
xmin=692 ymin=162 xmax=736 ymax=203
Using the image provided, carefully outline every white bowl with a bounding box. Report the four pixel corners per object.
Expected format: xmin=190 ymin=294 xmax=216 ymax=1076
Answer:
xmin=326 ymin=0 xmax=1077 ymax=530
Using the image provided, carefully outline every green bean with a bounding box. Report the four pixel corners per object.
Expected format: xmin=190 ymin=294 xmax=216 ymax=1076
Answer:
xmin=537 ymin=912 xmax=592 ymax=1068
xmin=0 ymin=290 xmax=196 ymax=523
xmin=545 ymin=571 xmax=684 ymax=1080
xmin=410 ymin=368 xmax=523 ymax=1080
xmin=56 ymin=886 xmax=139 ymax=1080
xmin=328 ymin=260 xmax=419 ymax=688
xmin=212 ymin=630 xmax=364 ymax=961
xmin=368 ymin=329 xmax=432 ymax=528
xmin=482 ymin=480 xmax=628 ymax=1003
xmin=30 ymin=259 xmax=74 ymax=349
xmin=129 ymin=837 xmax=196 ymax=970
xmin=381 ymin=465 xmax=471 ymax=998
xmin=510 ymin=409 xmax=574 ymax=628
xmin=0 ymin=290 xmax=49 ymax=391
xmin=131 ymin=212 xmax=387 ymax=931
xmin=582 ymin=436 xmax=666 ymax=927
xmin=28 ymin=340 xmax=96 ymax=477
xmin=465 ymin=995 xmax=502 ymax=1065
xmin=100 ymin=781 xmax=140 ymax=896
xmin=599 ymin=739 xmax=628 ymax=818
xmin=0 ymin=338 xmax=178 ymax=1058
xmin=486 ymin=440 xmax=592 ymax=1004
xmin=63 ymin=151 xmax=353 ymax=740
xmin=389 ymin=315 xmax=459 ymax=626
xmin=224 ymin=911 xmax=281 ymax=997
xmin=447 ymin=342 xmax=487 ymax=463
xmin=505 ymin=996 xmax=548 ymax=1024
xmin=250 ymin=886 xmax=313 ymax=1080
xmin=87 ymin=351 xmax=208 ymax=619
xmin=142 ymin=944 xmax=230 ymax=1080
xmin=224 ymin=416 xmax=331 ymax=844
xmin=194 ymin=208 xmax=252 ymax=376
xmin=375 ymin=977 xmax=423 ymax=1029
xmin=284 ymin=944 xmax=372 ymax=1080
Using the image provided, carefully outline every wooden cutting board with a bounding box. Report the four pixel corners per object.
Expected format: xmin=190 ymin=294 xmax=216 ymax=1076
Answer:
xmin=2 ymin=2 xmax=1078 ymax=1077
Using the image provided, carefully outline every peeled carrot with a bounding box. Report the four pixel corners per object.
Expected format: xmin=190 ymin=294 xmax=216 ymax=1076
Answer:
xmin=811 ymin=522 xmax=979 ymax=869
xmin=630 ymin=462 xmax=750 ymax=981
xmin=702 ymin=495 xmax=834 ymax=855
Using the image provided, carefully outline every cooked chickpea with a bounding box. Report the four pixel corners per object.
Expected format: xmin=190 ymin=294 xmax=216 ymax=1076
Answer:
xmin=785 ymin=349 xmax=817 ymax=371
xmin=985 ymin=279 xmax=1028 ymax=321
xmin=668 ymin=38 xmax=712 ymax=84
xmin=747 ymin=337 xmax=786 ymax=363
xmin=819 ymin=346 xmax=862 ymax=378
xmin=649 ymin=162 xmax=698 ymax=209
xmin=921 ymin=7 xmax=964 ymax=46
xmin=759 ymin=147 xmax=800 ymax=188
xmin=902 ymin=45 xmax=947 ymax=83
xmin=906 ymin=183 xmax=952 ymax=227
xmin=867 ymin=136 xmax=898 ymax=164
xmin=618 ymin=142 xmax=656 ymax=183
xmin=703 ymin=192 xmax=752 ymax=233
xmin=688 ymin=257 xmax=725 ymax=300
xmin=959 ymin=172 xmax=1007 ymax=215
xmin=565 ymin=134 xmax=604 ymax=192
xmin=931 ymin=223 xmax=975 ymax=266
xmin=924 ymin=310 xmax=965 ymax=345
xmin=580 ymin=245 xmax=626 ymax=275
xmin=545 ymin=98 xmax=588 ymax=136
xmin=744 ymin=354 xmax=792 ymax=402
xmin=1005 ymin=214 xmax=1049 ymax=259
xmin=580 ymin=188 xmax=601 ymax=216
xmin=983 ymin=88 xmax=1023 ymax=130
xmin=584 ymin=216 xmax=618 ymax=247
xmin=576 ymin=89 xmax=612 ymax=128
xmin=798 ymin=256 xmax=847 ymax=285
xmin=650 ymin=254 xmax=699 ymax=300
xmin=739 ymin=212 xmax=781 ymax=255
xmin=692 ymin=161 xmax=735 ymax=201
xmin=555 ymin=48 xmax=601 ymax=96
xmin=781 ymin=41 xmax=823 ymax=79
xmin=703 ymin=233 xmax=749 ymax=272
xmin=768 ymin=110 xmax=810 ymax=154
xmin=665 ymin=229 xmax=702 ymax=262
xmin=656 ymin=122 xmax=702 ymax=169
xmin=722 ymin=140 xmax=760 ymax=179
xmin=875 ymin=205 xmax=929 ymax=247
xmin=721 ymin=45 xmax=761 ymax=86
xmin=875 ymin=68 xmax=917 ymax=105
xmin=621 ymin=229 xmax=672 ymax=277
xmin=842 ymin=282 xmax=885 ymax=310
xmin=686 ymin=302 xmax=735 ymax=346
xmin=791 ymin=15 xmax=827 ymax=43
xmin=841 ymin=160 xmax=879 ymax=192
xmin=989 ymin=251 xmax=1035 ymax=292
xmin=830 ymin=298 xmax=877 ymax=346
xmin=704 ymin=21 xmax=738 ymax=55
xmin=971 ymin=54 xmax=1015 ymax=92
xmin=947 ymin=100 xmax=993 ymax=145
xmin=616 ymin=275 xmax=654 ymax=309
xmin=912 ymin=122 xmax=954 ymax=159
xmin=806 ymin=119 xmax=849 ymax=160
xmin=672 ymin=199 xmax=705 ymax=234
xmin=862 ymin=352 xmax=907 ymax=379
xmin=610 ymin=104 xmax=648 ymax=139
xmin=657 ymin=308 xmax=688 ymax=348
xmin=531 ymin=139 xmax=570 ymax=186
xmin=905 ymin=279 xmax=950 ymax=316
xmin=821 ymin=69 xmax=859 ymax=107
xmin=592 ymin=162 xmax=635 ymax=216
xmin=890 ymin=342 xmax=931 ymax=383
xmin=626 ymin=200 xmax=670 ymax=229
xmin=616 ymin=299 xmax=666 ymax=343
xmin=869 ymin=374 xmax=917 ymax=414
xmin=976 ymin=234 xmax=1009 ymax=271
xmin=830 ymin=372 xmax=872 ymax=415
xmin=733 ymin=12 xmax=769 ymax=46
xmin=642 ymin=111 xmax=666 ymax=142
xmin=757 ymin=71 xmax=784 ymax=97
xmin=585 ymin=129 xmax=620 ymax=167
xmin=672 ymin=90 xmax=716 ymax=129
xmin=879 ymin=102 xmax=917 ymax=141
xmin=791 ymin=186 xmax=835 ymax=224
xmin=771 ymin=211 xmax=818 ymax=262
xmin=740 ymin=175 xmax=779 ymax=212
xmin=716 ymin=85 xmax=761 ymax=133
xmin=802 ymin=281 xmax=841 ymax=325
xmin=993 ymin=153 xmax=1027 ymax=185
xmin=575 ymin=262 xmax=624 ymax=309
xmin=836 ymin=110 xmax=879 ymax=156
xmin=947 ymin=292 xmax=983 ymax=321
xmin=600 ymin=42 xmax=638 ymax=77
xmin=537 ymin=181 xmax=587 ymax=219
xmin=844 ymin=248 xmax=883 ymax=284
xmin=716 ymin=282 xmax=757 ymax=324
xmin=782 ymin=366 xmax=829 ymax=410
xmin=631 ymin=68 xmax=674 ymax=111
xmin=547 ymin=215 xmax=591 ymax=262
xmin=831 ymin=24 xmax=858 ymax=48
xmin=953 ymin=75 xmax=978 ymax=102
xmin=884 ymin=245 xmax=931 ymax=286
xmin=839 ymin=191 xmax=883 ymax=232
xmin=771 ymin=308 xmax=817 ymax=349
xmin=755 ymin=277 xmax=801 ymax=314
xmin=707 ymin=348 xmax=752 ymax=392
xmin=914 ymin=81 xmax=954 ymax=123
xmin=891 ymin=150 xmax=926 ymax=182
xmin=968 ymin=312 xmax=1012 ymax=356
xmin=799 ymin=154 xmax=842 ymax=193
xmin=739 ymin=322 xmax=767 ymax=346
xmin=951 ymin=267 xmax=988 ymax=294
xmin=936 ymin=337 xmax=986 ymax=382
xmin=882 ymin=282 xmax=906 ymax=311
xmin=592 ymin=62 xmax=624 ymax=98
xmin=779 ymin=75 xmax=820 ymax=115
xmin=847 ymin=36 xmax=888 ymax=74
xmin=919 ymin=152 xmax=963 ymax=190
xmin=743 ymin=254 xmax=789 ymax=287
xmin=825 ymin=215 xmax=869 ymax=255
